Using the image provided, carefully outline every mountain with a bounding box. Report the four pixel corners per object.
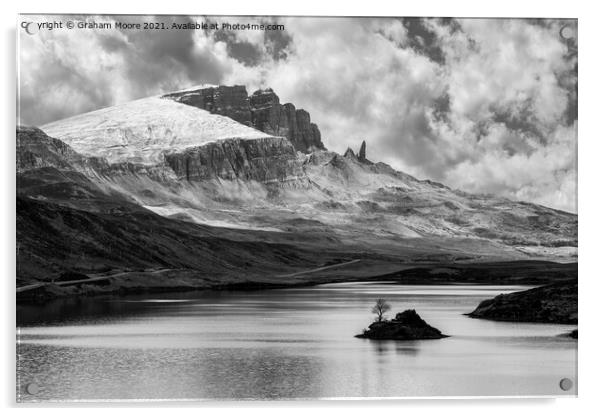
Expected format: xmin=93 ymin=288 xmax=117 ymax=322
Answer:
xmin=16 ymin=126 xmax=344 ymax=293
xmin=16 ymin=85 xmax=577 ymax=297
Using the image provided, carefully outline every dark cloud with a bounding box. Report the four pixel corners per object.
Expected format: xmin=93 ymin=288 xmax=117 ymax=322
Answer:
xmin=401 ymin=17 xmax=446 ymax=65
xmin=492 ymin=101 xmax=546 ymax=144
xmin=213 ymin=30 xmax=262 ymax=66
xmin=115 ymin=16 xmax=226 ymax=87
xmin=97 ymin=34 xmax=128 ymax=52
xmin=437 ymin=17 xmax=463 ymax=34
xmin=431 ymin=92 xmax=451 ymax=122
xmin=563 ymin=76 xmax=578 ymax=126
xmin=263 ymin=25 xmax=292 ymax=61
xmin=213 ymin=17 xmax=292 ymax=65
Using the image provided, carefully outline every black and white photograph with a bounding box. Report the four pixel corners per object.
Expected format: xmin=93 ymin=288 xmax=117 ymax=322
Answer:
xmin=15 ymin=13 xmax=578 ymax=402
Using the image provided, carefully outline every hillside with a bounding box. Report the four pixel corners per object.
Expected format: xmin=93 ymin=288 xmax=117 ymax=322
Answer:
xmin=16 ymin=85 xmax=578 ymax=297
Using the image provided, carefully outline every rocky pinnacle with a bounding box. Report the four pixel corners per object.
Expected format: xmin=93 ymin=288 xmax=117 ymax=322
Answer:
xmin=359 ymin=140 xmax=367 ymax=161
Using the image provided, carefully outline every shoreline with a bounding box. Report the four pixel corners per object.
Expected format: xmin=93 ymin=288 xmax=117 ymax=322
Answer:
xmin=16 ymin=259 xmax=577 ymax=304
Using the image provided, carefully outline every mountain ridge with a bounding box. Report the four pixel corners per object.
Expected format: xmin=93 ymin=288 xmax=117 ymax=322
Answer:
xmin=31 ymin=84 xmax=578 ymax=251
xmin=16 ymin=85 xmax=578 ymax=295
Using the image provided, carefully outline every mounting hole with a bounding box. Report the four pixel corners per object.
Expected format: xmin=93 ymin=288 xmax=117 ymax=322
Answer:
xmin=559 ymin=378 xmax=573 ymax=391
xmin=26 ymin=382 xmax=39 ymax=395
xmin=560 ymin=25 xmax=575 ymax=40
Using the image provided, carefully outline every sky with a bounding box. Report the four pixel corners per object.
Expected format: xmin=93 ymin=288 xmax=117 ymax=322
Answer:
xmin=18 ymin=16 xmax=578 ymax=212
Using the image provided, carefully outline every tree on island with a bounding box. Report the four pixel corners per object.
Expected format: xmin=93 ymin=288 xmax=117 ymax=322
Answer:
xmin=372 ymin=298 xmax=391 ymax=322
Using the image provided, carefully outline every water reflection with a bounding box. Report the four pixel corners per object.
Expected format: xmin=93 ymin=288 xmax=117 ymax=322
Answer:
xmin=17 ymin=283 xmax=577 ymax=401
xmin=365 ymin=339 xmax=421 ymax=356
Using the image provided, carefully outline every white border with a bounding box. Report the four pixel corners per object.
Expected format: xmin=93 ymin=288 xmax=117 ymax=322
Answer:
xmin=3 ymin=0 xmax=600 ymax=414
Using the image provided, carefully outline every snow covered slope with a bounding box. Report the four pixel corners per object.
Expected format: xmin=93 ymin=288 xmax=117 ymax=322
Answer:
xmin=41 ymin=96 xmax=273 ymax=165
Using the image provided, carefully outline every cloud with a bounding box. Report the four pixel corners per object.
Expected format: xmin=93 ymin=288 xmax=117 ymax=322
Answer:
xmin=18 ymin=15 xmax=240 ymax=125
xmin=18 ymin=16 xmax=577 ymax=212
xmin=423 ymin=18 xmax=577 ymax=212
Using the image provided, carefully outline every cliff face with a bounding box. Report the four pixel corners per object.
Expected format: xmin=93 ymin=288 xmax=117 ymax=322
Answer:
xmin=17 ymin=126 xmax=84 ymax=172
xmin=164 ymin=136 xmax=306 ymax=183
xmin=163 ymin=85 xmax=252 ymax=126
xmin=162 ymin=86 xmax=326 ymax=153
xmin=250 ymin=88 xmax=325 ymax=153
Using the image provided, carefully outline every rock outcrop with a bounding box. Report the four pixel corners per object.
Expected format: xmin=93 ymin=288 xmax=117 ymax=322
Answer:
xmin=343 ymin=147 xmax=357 ymax=158
xmin=17 ymin=126 xmax=85 ymax=172
xmin=162 ymin=86 xmax=326 ymax=153
xmin=164 ymin=136 xmax=306 ymax=183
xmin=355 ymin=309 xmax=448 ymax=340
xmin=467 ymin=279 xmax=577 ymax=324
xmin=250 ymin=88 xmax=325 ymax=153
xmin=358 ymin=140 xmax=367 ymax=161
xmin=163 ymin=85 xmax=252 ymax=126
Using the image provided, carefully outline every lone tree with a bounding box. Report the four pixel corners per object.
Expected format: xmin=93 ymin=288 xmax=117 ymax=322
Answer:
xmin=371 ymin=298 xmax=391 ymax=322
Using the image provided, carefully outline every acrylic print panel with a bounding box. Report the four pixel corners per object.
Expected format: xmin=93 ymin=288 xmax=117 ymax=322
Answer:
xmin=16 ymin=14 xmax=578 ymax=401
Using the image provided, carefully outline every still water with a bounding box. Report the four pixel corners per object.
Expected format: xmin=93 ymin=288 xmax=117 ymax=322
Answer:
xmin=17 ymin=283 xmax=577 ymax=401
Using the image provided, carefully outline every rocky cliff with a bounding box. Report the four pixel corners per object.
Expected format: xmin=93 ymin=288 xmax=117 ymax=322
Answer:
xmin=163 ymin=85 xmax=252 ymax=126
xmin=249 ymin=88 xmax=325 ymax=153
xmin=358 ymin=140 xmax=369 ymax=163
xmin=17 ymin=126 xmax=85 ymax=172
xmin=162 ymin=86 xmax=326 ymax=153
xmin=164 ymin=136 xmax=306 ymax=183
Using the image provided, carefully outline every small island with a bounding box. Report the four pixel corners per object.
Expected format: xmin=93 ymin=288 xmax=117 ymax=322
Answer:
xmin=356 ymin=301 xmax=448 ymax=340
